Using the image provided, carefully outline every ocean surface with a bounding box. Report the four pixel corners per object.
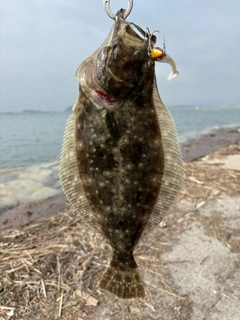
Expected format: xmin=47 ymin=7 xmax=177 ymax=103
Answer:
xmin=0 ymin=107 xmax=240 ymax=170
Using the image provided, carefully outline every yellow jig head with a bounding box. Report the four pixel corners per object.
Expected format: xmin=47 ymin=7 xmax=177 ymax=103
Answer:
xmin=150 ymin=47 xmax=164 ymax=60
xmin=151 ymin=46 xmax=179 ymax=81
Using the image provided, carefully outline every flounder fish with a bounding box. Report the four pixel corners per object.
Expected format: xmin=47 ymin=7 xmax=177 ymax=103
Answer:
xmin=60 ymin=9 xmax=185 ymax=299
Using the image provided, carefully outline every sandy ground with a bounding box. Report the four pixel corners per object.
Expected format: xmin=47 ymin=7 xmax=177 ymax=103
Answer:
xmin=0 ymin=137 xmax=240 ymax=320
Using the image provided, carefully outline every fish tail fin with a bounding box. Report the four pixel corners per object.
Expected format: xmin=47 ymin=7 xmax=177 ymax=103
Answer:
xmin=99 ymin=265 xmax=145 ymax=299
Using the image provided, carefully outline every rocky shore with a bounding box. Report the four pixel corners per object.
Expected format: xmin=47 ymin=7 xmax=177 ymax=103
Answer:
xmin=0 ymin=161 xmax=61 ymax=212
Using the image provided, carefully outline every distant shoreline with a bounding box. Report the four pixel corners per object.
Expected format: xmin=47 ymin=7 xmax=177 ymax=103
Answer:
xmin=1 ymin=105 xmax=240 ymax=115
xmin=169 ymin=106 xmax=240 ymax=111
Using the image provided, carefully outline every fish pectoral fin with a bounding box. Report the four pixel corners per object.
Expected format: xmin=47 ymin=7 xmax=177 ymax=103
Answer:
xmin=59 ymin=113 xmax=101 ymax=233
xmin=99 ymin=265 xmax=145 ymax=299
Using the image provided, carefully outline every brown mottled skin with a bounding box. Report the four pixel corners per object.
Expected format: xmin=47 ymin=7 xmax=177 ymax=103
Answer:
xmin=60 ymin=9 xmax=184 ymax=299
xmin=74 ymin=14 xmax=164 ymax=273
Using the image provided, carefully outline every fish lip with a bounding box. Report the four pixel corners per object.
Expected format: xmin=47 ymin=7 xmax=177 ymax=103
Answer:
xmin=95 ymin=90 xmax=118 ymax=105
xmin=91 ymin=89 xmax=122 ymax=111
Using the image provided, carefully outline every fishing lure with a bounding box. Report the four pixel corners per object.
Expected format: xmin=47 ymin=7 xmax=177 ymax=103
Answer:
xmin=60 ymin=0 xmax=185 ymax=299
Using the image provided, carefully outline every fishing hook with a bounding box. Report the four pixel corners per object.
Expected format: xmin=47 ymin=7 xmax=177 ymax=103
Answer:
xmin=103 ymin=0 xmax=133 ymax=20
xmin=146 ymin=28 xmax=161 ymax=55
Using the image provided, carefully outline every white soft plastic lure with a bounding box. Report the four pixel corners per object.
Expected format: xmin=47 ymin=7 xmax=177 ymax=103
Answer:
xmin=150 ymin=46 xmax=179 ymax=80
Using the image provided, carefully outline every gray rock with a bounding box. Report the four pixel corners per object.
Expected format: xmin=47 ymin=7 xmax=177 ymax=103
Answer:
xmin=18 ymin=169 xmax=54 ymax=185
xmin=200 ymin=194 xmax=240 ymax=229
xmin=160 ymin=223 xmax=240 ymax=320
xmin=0 ymin=169 xmax=20 ymax=183
xmin=0 ymin=179 xmax=60 ymax=202
xmin=0 ymin=198 xmax=20 ymax=213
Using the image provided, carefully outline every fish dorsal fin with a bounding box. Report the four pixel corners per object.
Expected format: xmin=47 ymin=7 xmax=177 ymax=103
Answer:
xmin=140 ymin=78 xmax=185 ymax=240
xmin=59 ymin=111 xmax=101 ymax=233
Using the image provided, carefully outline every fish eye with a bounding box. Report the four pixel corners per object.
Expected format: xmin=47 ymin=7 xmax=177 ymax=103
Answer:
xmin=148 ymin=60 xmax=155 ymax=69
xmin=136 ymin=191 xmax=142 ymax=201
xmin=118 ymin=220 xmax=124 ymax=227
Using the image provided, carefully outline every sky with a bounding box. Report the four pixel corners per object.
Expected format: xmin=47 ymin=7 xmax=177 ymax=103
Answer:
xmin=0 ymin=0 xmax=240 ymax=113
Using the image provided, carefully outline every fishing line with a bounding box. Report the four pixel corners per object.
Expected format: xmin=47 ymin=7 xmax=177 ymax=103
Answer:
xmin=160 ymin=0 xmax=166 ymax=50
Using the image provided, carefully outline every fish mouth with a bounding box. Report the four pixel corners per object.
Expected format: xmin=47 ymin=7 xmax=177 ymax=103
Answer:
xmin=81 ymin=85 xmax=121 ymax=111
xmin=93 ymin=89 xmax=123 ymax=110
xmin=76 ymin=58 xmax=122 ymax=110
xmin=95 ymin=90 xmax=118 ymax=104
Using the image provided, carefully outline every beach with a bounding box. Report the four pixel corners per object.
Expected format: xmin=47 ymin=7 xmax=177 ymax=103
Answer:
xmin=0 ymin=127 xmax=240 ymax=320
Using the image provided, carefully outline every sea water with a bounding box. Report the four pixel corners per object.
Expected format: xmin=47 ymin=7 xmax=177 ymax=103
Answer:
xmin=0 ymin=107 xmax=240 ymax=170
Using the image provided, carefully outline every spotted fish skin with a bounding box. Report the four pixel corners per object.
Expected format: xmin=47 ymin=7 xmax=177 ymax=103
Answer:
xmin=60 ymin=11 xmax=185 ymax=299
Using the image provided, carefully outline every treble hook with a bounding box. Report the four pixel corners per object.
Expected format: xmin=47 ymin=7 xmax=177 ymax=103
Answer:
xmin=103 ymin=0 xmax=133 ymax=20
